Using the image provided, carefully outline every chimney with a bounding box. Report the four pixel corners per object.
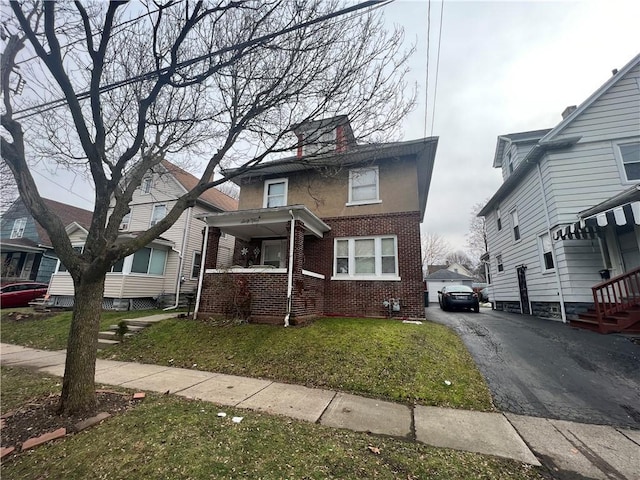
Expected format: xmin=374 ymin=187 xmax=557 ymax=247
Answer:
xmin=612 ymin=68 xmax=619 ymax=76
xmin=561 ymin=105 xmax=577 ymax=119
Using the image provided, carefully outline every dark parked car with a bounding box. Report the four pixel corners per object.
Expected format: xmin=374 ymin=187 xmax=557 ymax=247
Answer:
xmin=0 ymin=282 xmax=49 ymax=308
xmin=438 ymin=285 xmax=479 ymax=312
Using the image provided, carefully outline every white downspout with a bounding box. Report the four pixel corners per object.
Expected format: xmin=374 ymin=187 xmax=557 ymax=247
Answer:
xmin=164 ymin=207 xmax=192 ymax=311
xmin=193 ymin=224 xmax=210 ymax=319
xmin=537 ymin=163 xmax=567 ymax=322
xmin=284 ymin=210 xmax=296 ymax=327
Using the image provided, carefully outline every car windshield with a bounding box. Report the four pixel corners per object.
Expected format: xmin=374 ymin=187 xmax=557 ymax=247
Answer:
xmin=446 ymin=285 xmax=473 ymax=293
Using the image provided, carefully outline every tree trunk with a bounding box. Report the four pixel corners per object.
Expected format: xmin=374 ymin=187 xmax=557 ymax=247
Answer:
xmin=58 ymin=276 xmax=105 ymax=415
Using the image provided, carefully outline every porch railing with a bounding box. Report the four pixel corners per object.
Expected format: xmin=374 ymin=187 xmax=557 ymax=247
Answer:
xmin=592 ymin=266 xmax=640 ymax=323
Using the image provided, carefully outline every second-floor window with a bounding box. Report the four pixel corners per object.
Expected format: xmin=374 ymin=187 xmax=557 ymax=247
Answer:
xmin=496 ymin=254 xmax=504 ymax=272
xmin=119 ymin=212 xmax=131 ymax=231
xmin=348 ymin=166 xmax=380 ymax=205
xmin=511 ymin=210 xmax=520 ymax=241
xmin=263 ymin=178 xmax=288 ymax=208
xmin=497 ymin=208 xmax=502 ymax=231
xmin=150 ymin=204 xmax=167 ymax=226
xmin=619 ymin=141 xmax=640 ymax=181
xmin=10 ymin=218 xmax=27 ymax=239
xmin=141 ymin=176 xmax=153 ymax=194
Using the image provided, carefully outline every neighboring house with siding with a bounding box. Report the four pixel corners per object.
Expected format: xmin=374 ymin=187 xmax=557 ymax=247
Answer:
xmin=478 ymin=53 xmax=640 ymax=333
xmin=194 ymin=115 xmax=438 ymax=324
xmin=47 ymin=160 xmax=238 ymax=310
xmin=1 ymin=198 xmax=93 ymax=284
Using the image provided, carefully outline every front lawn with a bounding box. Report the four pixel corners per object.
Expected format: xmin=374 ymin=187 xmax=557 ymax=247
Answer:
xmin=99 ymin=316 xmax=492 ymax=410
xmin=0 ymin=308 xmax=170 ymax=351
xmin=1 ymin=366 xmax=546 ymax=480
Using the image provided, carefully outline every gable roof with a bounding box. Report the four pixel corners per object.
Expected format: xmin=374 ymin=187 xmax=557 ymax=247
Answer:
xmin=160 ymin=160 xmax=238 ymax=212
xmin=540 ymin=53 xmax=640 ymax=144
xmin=223 ymin=136 xmax=439 ymax=219
xmin=493 ymin=129 xmax=552 ymax=168
xmin=477 ymin=54 xmax=640 ymax=218
xmin=38 ymin=198 xmax=94 ymax=248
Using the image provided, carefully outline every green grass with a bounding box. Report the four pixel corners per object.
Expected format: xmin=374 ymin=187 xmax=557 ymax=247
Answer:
xmin=0 ymin=308 xmax=169 ymax=351
xmin=1 ymin=367 xmax=546 ymax=480
xmin=99 ymin=317 xmax=492 ymax=410
xmin=1 ymin=366 xmax=62 ymax=415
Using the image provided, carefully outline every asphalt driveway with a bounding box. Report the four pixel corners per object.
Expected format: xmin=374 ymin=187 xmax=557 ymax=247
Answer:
xmin=426 ymin=306 xmax=640 ymax=428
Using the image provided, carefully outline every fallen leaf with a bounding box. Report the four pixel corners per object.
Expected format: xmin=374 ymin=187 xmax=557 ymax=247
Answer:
xmin=367 ymin=445 xmax=381 ymax=455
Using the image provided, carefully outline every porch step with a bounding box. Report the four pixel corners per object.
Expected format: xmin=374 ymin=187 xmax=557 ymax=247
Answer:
xmin=575 ymin=307 xmax=640 ymax=334
xmin=96 ymin=315 xmax=173 ymax=349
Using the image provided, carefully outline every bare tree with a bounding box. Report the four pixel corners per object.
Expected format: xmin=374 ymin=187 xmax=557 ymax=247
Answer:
xmin=421 ymin=232 xmax=450 ymax=274
xmin=445 ymin=250 xmax=474 ymax=271
xmin=466 ymin=200 xmax=489 ymax=264
xmin=1 ymin=1 xmax=414 ymax=414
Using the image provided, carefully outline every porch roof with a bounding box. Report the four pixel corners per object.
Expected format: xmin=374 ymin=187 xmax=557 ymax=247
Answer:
xmin=195 ymin=205 xmax=331 ymax=241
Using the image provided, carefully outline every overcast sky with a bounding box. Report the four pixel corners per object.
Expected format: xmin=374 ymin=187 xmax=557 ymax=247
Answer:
xmin=30 ymin=0 xmax=640 ymax=256
xmin=384 ymin=0 xmax=640 ymax=254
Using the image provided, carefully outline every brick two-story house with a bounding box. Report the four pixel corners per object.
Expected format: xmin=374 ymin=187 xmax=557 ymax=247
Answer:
xmin=194 ymin=116 xmax=438 ymax=324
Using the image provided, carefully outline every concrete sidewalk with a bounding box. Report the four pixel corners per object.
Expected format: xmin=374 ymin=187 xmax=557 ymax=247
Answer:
xmin=2 ymin=342 xmax=639 ymax=479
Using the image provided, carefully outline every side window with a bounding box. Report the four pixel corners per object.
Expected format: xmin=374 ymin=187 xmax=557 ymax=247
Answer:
xmin=191 ymin=252 xmax=202 ymax=279
xmin=497 ymin=208 xmax=502 ymax=231
xmin=540 ymin=233 xmax=554 ymax=271
xmin=496 ymin=254 xmax=504 ymax=273
xmin=150 ymin=204 xmax=167 ymax=227
xmin=10 ymin=218 xmax=27 ymax=239
xmin=511 ymin=210 xmax=520 ymax=241
xmin=119 ymin=212 xmax=131 ymax=231
xmin=618 ymin=141 xmax=640 ymax=181
xmin=141 ymin=176 xmax=153 ymax=194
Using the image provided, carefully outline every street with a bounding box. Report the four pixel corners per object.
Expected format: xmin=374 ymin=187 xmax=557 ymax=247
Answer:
xmin=426 ymin=306 xmax=640 ymax=428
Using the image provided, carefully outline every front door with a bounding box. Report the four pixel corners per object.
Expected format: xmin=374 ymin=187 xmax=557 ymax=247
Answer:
xmin=517 ymin=266 xmax=530 ymax=315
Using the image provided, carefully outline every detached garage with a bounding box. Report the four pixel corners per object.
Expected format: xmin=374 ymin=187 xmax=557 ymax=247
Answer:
xmin=425 ymin=269 xmax=475 ymax=306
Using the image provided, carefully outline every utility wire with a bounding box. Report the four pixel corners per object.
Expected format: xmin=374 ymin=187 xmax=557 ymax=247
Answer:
xmin=31 ymin=169 xmax=94 ymax=204
xmin=12 ymin=0 xmax=390 ymax=121
xmin=430 ymin=0 xmax=444 ymax=137
xmin=423 ymin=0 xmax=431 ymax=138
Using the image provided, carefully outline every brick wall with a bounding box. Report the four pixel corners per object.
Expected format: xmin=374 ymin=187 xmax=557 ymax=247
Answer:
xmin=305 ymin=211 xmax=424 ymax=318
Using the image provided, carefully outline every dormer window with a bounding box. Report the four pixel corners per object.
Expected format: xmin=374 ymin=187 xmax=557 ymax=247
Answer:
xmin=302 ymin=128 xmax=336 ymax=156
xmin=264 ymin=178 xmax=288 ymax=208
xmin=141 ymin=176 xmax=153 ymax=194
xmin=10 ymin=218 xmax=27 ymax=239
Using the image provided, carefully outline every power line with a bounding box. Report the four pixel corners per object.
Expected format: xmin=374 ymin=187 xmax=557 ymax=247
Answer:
xmin=12 ymin=0 xmax=390 ymax=121
xmin=31 ymin=169 xmax=94 ymax=205
xmin=423 ymin=0 xmax=431 ymax=138
xmin=430 ymin=0 xmax=444 ymax=137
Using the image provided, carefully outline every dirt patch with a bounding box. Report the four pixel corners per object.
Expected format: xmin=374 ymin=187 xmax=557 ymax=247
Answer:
xmin=1 ymin=391 xmax=135 ymax=449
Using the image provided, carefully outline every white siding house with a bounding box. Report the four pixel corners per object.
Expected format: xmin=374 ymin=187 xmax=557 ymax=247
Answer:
xmin=479 ymin=53 xmax=640 ymax=323
xmin=48 ymin=160 xmax=238 ymax=310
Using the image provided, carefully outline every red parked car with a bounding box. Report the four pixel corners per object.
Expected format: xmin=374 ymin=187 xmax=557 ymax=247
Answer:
xmin=0 ymin=282 xmax=49 ymax=308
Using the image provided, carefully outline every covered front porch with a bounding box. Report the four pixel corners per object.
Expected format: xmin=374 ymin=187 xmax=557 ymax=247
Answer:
xmin=194 ymin=205 xmax=331 ymax=325
xmin=553 ymin=185 xmax=640 ymax=333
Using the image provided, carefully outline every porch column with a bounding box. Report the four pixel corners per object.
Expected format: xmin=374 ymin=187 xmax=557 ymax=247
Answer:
xmin=204 ymin=227 xmax=221 ymax=269
xmin=286 ymin=220 xmax=306 ymax=322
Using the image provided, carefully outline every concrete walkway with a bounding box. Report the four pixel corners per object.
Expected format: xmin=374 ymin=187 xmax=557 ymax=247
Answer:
xmin=2 ymin=342 xmax=639 ymax=479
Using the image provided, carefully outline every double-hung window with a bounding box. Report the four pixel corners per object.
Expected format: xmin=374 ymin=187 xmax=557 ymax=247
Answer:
xmin=191 ymin=252 xmax=202 ymax=279
xmin=511 ymin=210 xmax=520 ymax=241
xmin=540 ymin=233 xmax=554 ymax=271
xmin=119 ymin=212 xmax=131 ymax=231
xmin=150 ymin=204 xmax=167 ymax=227
xmin=333 ymin=236 xmax=398 ymax=279
xmin=263 ymin=178 xmax=288 ymax=208
xmin=496 ymin=208 xmax=502 ymax=231
xmin=10 ymin=218 xmax=27 ymax=239
xmin=496 ymin=254 xmax=504 ymax=273
xmin=348 ymin=167 xmax=380 ymax=205
xmin=141 ymin=176 xmax=153 ymax=194
xmin=618 ymin=141 xmax=640 ymax=181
